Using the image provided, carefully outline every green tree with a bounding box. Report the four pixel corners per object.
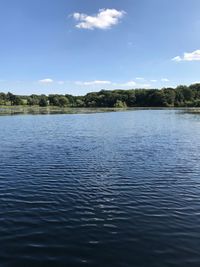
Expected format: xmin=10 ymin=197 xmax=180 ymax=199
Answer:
xmin=163 ymin=88 xmax=176 ymax=106
xmin=12 ymin=96 xmax=23 ymax=105
xmin=176 ymin=85 xmax=193 ymax=101
xmin=0 ymin=93 xmax=6 ymax=105
xmin=27 ymin=97 xmax=39 ymax=106
xmin=7 ymin=92 xmax=15 ymax=105
xmin=39 ymin=96 xmax=48 ymax=107
xmin=126 ymin=91 xmax=136 ymax=106
xmin=114 ymin=100 xmax=127 ymax=108
xmin=58 ymin=96 xmax=69 ymax=107
xmin=75 ymin=98 xmax=85 ymax=107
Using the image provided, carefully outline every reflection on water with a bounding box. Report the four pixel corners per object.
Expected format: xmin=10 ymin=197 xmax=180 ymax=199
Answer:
xmin=1 ymin=110 xmax=200 ymax=267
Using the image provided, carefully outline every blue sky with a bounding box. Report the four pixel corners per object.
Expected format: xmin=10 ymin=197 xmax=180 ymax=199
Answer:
xmin=0 ymin=0 xmax=200 ymax=95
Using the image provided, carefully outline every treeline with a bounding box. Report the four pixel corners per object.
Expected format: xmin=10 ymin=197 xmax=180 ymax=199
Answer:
xmin=1 ymin=83 xmax=200 ymax=108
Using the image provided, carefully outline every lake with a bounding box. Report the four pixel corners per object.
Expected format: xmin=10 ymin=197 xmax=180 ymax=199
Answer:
xmin=1 ymin=109 xmax=200 ymax=267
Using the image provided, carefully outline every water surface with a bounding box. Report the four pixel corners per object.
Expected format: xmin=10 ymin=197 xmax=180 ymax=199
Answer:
xmin=1 ymin=110 xmax=200 ymax=267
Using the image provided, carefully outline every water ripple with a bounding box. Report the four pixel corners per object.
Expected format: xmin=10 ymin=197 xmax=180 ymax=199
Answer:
xmin=1 ymin=110 xmax=200 ymax=266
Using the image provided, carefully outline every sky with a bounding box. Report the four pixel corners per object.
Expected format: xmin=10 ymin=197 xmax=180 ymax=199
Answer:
xmin=0 ymin=0 xmax=200 ymax=95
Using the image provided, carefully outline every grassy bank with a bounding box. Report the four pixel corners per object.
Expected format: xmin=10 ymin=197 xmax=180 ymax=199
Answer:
xmin=0 ymin=105 xmax=123 ymax=116
xmin=184 ymin=108 xmax=200 ymax=114
xmin=0 ymin=105 xmax=199 ymax=116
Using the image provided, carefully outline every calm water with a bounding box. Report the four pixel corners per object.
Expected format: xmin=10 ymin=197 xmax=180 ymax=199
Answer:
xmin=1 ymin=110 xmax=200 ymax=267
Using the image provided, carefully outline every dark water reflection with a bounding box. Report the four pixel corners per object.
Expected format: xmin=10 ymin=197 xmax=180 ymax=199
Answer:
xmin=1 ymin=110 xmax=200 ymax=267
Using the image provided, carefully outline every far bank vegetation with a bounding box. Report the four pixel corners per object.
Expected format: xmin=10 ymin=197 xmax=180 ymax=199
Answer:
xmin=1 ymin=83 xmax=200 ymax=108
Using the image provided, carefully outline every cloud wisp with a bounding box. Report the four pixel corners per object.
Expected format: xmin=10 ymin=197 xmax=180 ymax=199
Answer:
xmin=172 ymin=49 xmax=200 ymax=62
xmin=73 ymin=9 xmax=126 ymax=30
xmin=75 ymin=80 xmax=112 ymax=86
xmin=161 ymin=78 xmax=169 ymax=82
xmin=135 ymin=77 xmax=144 ymax=81
xmin=124 ymin=81 xmax=151 ymax=88
xmin=121 ymin=81 xmax=137 ymax=87
xmin=39 ymin=78 xmax=54 ymax=84
xmin=37 ymin=78 xmax=169 ymax=88
xmin=75 ymin=80 xmax=152 ymax=89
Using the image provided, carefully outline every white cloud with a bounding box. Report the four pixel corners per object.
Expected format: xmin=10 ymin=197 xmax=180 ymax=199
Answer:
xmin=39 ymin=78 xmax=54 ymax=84
xmin=161 ymin=78 xmax=169 ymax=82
xmin=122 ymin=81 xmax=137 ymax=87
xmin=136 ymin=77 xmax=144 ymax=81
xmin=172 ymin=56 xmax=182 ymax=62
xmin=150 ymin=79 xmax=157 ymax=82
xmin=192 ymin=81 xmax=200 ymax=84
xmin=117 ymin=81 xmax=151 ymax=88
xmin=172 ymin=50 xmax=200 ymax=62
xmin=75 ymin=80 xmax=112 ymax=86
xmin=74 ymin=80 xmax=153 ymax=89
xmin=73 ymin=9 xmax=126 ymax=30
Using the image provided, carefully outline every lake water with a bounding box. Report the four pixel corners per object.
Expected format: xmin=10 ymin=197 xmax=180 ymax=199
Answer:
xmin=1 ymin=110 xmax=200 ymax=267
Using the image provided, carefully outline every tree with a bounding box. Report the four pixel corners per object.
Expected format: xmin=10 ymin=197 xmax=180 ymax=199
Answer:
xmin=7 ymin=92 xmax=15 ymax=105
xmin=176 ymin=85 xmax=194 ymax=101
xmin=163 ymin=88 xmax=176 ymax=106
xmin=12 ymin=96 xmax=23 ymax=105
xmin=135 ymin=90 xmax=148 ymax=106
xmin=114 ymin=100 xmax=127 ymax=108
xmin=127 ymin=91 xmax=136 ymax=106
xmin=27 ymin=97 xmax=39 ymax=106
xmin=145 ymin=90 xmax=166 ymax=107
xmin=58 ymin=96 xmax=69 ymax=107
xmin=0 ymin=93 xmax=6 ymax=105
xmin=39 ymin=97 xmax=48 ymax=107
xmin=48 ymin=95 xmax=59 ymax=106
xmin=75 ymin=98 xmax=85 ymax=107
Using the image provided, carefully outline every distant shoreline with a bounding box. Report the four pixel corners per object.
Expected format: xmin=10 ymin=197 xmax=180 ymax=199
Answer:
xmin=1 ymin=84 xmax=200 ymax=110
xmin=0 ymin=105 xmax=199 ymax=116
